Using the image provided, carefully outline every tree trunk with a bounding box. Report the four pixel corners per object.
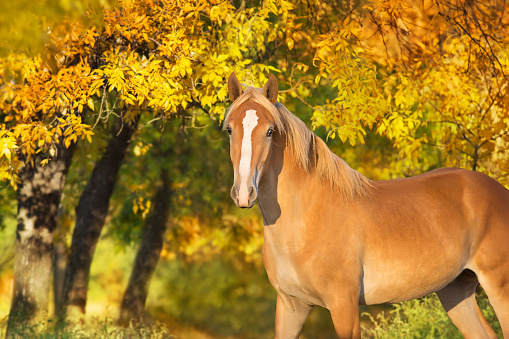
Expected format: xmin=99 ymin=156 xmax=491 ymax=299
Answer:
xmin=61 ymin=116 xmax=138 ymax=321
xmin=7 ymin=141 xmax=75 ymax=337
xmin=52 ymin=238 xmax=67 ymax=316
xmin=117 ymin=168 xmax=172 ymax=326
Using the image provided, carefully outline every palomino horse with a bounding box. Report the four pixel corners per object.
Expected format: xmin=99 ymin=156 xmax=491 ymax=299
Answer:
xmin=224 ymin=72 xmax=509 ymax=338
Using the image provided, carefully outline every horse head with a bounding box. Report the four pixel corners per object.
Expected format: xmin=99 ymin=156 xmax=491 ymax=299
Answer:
xmin=225 ymin=72 xmax=279 ymax=208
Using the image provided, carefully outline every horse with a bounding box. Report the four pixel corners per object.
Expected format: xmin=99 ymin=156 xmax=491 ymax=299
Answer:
xmin=224 ymin=71 xmax=509 ymax=338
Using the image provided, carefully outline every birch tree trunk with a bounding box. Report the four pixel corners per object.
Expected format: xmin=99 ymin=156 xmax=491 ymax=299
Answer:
xmin=7 ymin=141 xmax=75 ymax=337
xmin=52 ymin=239 xmax=67 ymax=316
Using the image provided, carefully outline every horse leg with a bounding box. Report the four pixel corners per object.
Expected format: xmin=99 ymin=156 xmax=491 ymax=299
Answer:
xmin=329 ymin=296 xmax=361 ymax=339
xmin=274 ymin=293 xmax=312 ymax=339
xmin=436 ymin=270 xmax=497 ymax=339
xmin=472 ymin=216 xmax=509 ymax=338
xmin=477 ymin=269 xmax=509 ymax=338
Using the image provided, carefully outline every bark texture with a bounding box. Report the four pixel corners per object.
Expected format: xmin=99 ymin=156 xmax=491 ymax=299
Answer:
xmin=52 ymin=239 xmax=67 ymax=316
xmin=61 ymin=117 xmax=138 ymax=320
xmin=117 ymin=169 xmax=171 ymax=326
xmin=7 ymin=142 xmax=75 ymax=337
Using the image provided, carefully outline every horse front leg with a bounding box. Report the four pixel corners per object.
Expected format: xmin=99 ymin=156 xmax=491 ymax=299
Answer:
xmin=274 ymin=293 xmax=313 ymax=339
xmin=329 ymin=295 xmax=361 ymax=339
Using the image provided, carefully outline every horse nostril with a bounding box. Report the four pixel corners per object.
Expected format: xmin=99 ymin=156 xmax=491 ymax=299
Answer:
xmin=230 ymin=185 xmax=238 ymax=201
xmin=249 ymin=186 xmax=257 ymax=202
xmin=232 ymin=185 xmax=257 ymax=208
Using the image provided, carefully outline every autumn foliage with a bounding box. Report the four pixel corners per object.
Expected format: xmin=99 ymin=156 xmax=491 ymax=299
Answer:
xmin=2 ymin=0 xmax=508 ymax=185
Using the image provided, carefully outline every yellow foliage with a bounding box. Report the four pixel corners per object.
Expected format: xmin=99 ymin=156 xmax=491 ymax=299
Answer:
xmin=311 ymin=20 xmax=388 ymax=145
xmin=132 ymin=196 xmax=151 ymax=219
xmin=379 ymin=32 xmax=509 ymax=180
xmin=166 ymin=214 xmax=264 ymax=263
xmin=358 ymin=0 xmax=509 ymax=181
xmin=0 ymin=0 xmax=286 ymax=182
xmin=0 ymin=129 xmax=17 ymax=160
xmin=2 ymin=0 xmax=508 ymax=188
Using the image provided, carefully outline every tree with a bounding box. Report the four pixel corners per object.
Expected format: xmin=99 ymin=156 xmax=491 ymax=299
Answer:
xmin=363 ymin=0 xmax=509 ymax=180
xmin=61 ymin=113 xmax=138 ymax=320
xmin=57 ymin=0 xmax=292 ymax=321
xmin=2 ymin=49 xmax=97 ymax=335
xmin=117 ymin=165 xmax=172 ymax=326
xmin=6 ymin=136 xmax=76 ymax=335
xmin=116 ymin=118 xmax=188 ymax=326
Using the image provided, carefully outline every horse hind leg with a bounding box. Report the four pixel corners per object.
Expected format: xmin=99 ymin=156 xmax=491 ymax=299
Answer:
xmin=436 ymin=269 xmax=497 ymax=339
xmin=477 ymin=267 xmax=509 ymax=339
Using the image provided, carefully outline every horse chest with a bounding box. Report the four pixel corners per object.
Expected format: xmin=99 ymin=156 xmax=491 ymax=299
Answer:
xmin=262 ymin=238 xmax=325 ymax=307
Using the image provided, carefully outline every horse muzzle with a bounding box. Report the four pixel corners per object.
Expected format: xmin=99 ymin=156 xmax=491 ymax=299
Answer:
xmin=231 ymin=184 xmax=257 ymax=209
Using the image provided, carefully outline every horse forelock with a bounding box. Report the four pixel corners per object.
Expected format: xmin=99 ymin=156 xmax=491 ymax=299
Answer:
xmin=224 ymin=86 xmax=373 ymax=201
xmin=224 ymin=87 xmax=284 ymax=132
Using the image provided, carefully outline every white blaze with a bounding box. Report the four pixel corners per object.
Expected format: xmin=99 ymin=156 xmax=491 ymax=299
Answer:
xmin=238 ymin=109 xmax=259 ymax=202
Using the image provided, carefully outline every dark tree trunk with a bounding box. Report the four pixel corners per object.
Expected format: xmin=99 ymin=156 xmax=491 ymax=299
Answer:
xmin=61 ymin=116 xmax=138 ymax=320
xmin=117 ymin=120 xmax=188 ymax=326
xmin=117 ymin=169 xmax=171 ymax=326
xmin=7 ymin=141 xmax=75 ymax=337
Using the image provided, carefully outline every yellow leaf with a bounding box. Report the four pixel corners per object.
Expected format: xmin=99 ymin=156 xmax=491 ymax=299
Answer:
xmin=286 ymin=37 xmax=294 ymax=50
xmin=87 ymin=98 xmax=95 ymax=111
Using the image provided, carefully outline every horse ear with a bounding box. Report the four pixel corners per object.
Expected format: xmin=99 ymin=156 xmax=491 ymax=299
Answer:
xmin=262 ymin=73 xmax=278 ymax=104
xmin=228 ymin=72 xmax=243 ymax=102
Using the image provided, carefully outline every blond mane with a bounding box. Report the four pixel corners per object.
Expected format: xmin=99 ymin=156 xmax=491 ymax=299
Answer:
xmin=224 ymin=87 xmax=373 ymax=200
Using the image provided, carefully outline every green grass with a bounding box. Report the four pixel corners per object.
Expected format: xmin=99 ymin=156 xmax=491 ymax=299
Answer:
xmin=0 ymin=292 xmax=502 ymax=338
xmin=361 ymin=292 xmax=502 ymax=338
xmin=0 ymin=318 xmax=175 ymax=339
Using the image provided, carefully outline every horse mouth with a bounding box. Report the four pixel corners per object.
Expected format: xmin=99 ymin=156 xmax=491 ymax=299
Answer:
xmin=234 ymin=197 xmax=255 ymax=209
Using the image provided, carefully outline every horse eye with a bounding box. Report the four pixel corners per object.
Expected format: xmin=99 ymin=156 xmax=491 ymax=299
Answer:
xmin=226 ymin=126 xmax=232 ymax=135
xmin=266 ymin=128 xmax=274 ymax=137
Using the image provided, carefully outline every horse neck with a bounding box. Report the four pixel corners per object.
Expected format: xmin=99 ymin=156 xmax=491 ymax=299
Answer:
xmin=257 ymin=132 xmax=315 ymax=226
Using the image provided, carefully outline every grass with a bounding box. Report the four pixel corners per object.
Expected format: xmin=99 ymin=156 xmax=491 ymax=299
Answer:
xmin=362 ymin=292 xmax=502 ymax=338
xmin=1 ymin=293 xmax=501 ymax=339
xmin=0 ymin=318 xmax=175 ymax=339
